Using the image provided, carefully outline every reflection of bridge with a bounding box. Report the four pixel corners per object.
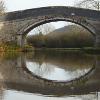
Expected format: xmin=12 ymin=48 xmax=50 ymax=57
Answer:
xmin=0 ymin=6 xmax=100 ymax=47
xmin=0 ymin=54 xmax=100 ymax=96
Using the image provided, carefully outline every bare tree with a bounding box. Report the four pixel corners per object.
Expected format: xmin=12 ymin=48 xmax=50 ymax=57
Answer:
xmin=75 ymin=0 xmax=100 ymax=10
xmin=32 ymin=23 xmax=55 ymax=35
xmin=0 ymin=0 xmax=5 ymax=14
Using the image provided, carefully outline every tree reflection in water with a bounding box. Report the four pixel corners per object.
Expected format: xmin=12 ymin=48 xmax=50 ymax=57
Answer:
xmin=26 ymin=61 xmax=91 ymax=81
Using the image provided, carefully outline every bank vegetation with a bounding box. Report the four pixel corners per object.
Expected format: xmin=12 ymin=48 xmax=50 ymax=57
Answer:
xmin=27 ymin=25 xmax=94 ymax=49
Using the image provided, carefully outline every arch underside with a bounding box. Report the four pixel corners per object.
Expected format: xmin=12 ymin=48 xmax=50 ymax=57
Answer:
xmin=24 ymin=65 xmax=95 ymax=83
xmin=4 ymin=63 xmax=95 ymax=96
xmin=19 ymin=17 xmax=96 ymax=36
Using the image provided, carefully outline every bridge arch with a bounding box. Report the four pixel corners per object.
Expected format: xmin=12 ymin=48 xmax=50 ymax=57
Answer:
xmin=20 ymin=18 xmax=95 ymax=36
xmin=0 ymin=6 xmax=100 ymax=47
xmin=15 ymin=7 xmax=98 ymax=47
xmin=18 ymin=18 xmax=95 ymax=47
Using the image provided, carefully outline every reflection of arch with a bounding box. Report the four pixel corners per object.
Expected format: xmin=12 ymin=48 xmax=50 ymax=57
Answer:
xmin=0 ymin=54 xmax=99 ymax=96
xmin=20 ymin=54 xmax=96 ymax=89
xmin=22 ymin=63 xmax=95 ymax=86
xmin=5 ymin=60 xmax=96 ymax=96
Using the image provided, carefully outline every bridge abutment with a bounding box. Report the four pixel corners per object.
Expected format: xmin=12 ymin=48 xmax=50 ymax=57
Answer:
xmin=17 ymin=34 xmax=26 ymax=48
xmin=95 ymin=35 xmax=100 ymax=48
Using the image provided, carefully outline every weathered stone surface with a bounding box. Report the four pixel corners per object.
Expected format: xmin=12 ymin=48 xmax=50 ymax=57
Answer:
xmin=0 ymin=6 xmax=100 ymax=47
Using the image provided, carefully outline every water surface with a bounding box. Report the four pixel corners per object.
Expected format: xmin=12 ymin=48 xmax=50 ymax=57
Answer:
xmin=0 ymin=51 xmax=100 ymax=100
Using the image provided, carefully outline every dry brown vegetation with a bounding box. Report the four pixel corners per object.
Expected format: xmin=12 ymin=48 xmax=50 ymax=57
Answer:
xmin=27 ymin=25 xmax=94 ymax=48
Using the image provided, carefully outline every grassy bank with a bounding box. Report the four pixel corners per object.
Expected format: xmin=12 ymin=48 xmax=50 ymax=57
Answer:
xmin=82 ymin=47 xmax=100 ymax=54
xmin=34 ymin=47 xmax=100 ymax=54
xmin=0 ymin=44 xmax=22 ymax=52
xmin=0 ymin=44 xmax=34 ymax=52
xmin=0 ymin=43 xmax=100 ymax=54
xmin=34 ymin=47 xmax=82 ymax=51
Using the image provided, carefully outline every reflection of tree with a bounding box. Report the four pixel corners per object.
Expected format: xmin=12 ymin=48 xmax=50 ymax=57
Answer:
xmin=73 ymin=68 xmax=91 ymax=76
xmin=36 ymin=63 xmax=54 ymax=76
xmin=31 ymin=51 xmax=94 ymax=71
xmin=64 ymin=68 xmax=91 ymax=81
xmin=0 ymin=82 xmax=5 ymax=100
xmin=27 ymin=60 xmax=93 ymax=82
xmin=27 ymin=62 xmax=55 ymax=77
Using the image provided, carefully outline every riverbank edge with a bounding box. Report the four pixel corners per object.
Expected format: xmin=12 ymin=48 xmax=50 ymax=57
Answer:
xmin=0 ymin=45 xmax=100 ymax=54
xmin=33 ymin=47 xmax=100 ymax=54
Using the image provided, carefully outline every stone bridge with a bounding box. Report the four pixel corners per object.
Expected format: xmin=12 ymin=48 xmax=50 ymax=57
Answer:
xmin=0 ymin=6 xmax=100 ymax=47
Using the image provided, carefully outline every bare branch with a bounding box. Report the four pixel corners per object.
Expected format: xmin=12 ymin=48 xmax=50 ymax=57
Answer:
xmin=33 ymin=23 xmax=55 ymax=35
xmin=75 ymin=0 xmax=100 ymax=10
xmin=0 ymin=0 xmax=5 ymax=14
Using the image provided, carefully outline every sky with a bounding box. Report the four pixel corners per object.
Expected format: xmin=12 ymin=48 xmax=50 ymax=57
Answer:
xmin=5 ymin=0 xmax=77 ymax=12
xmin=4 ymin=0 xmax=79 ymax=34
